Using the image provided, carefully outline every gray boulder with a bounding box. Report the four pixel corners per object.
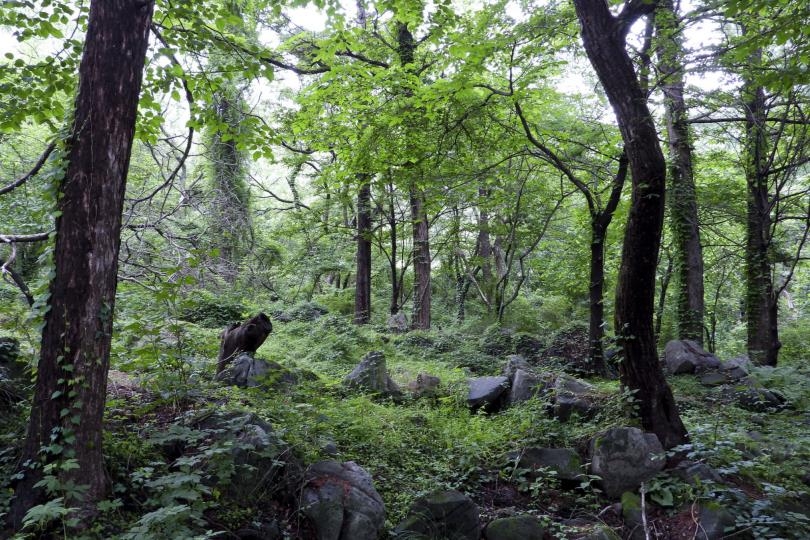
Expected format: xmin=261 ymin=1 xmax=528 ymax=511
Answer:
xmin=216 ymin=353 xmax=305 ymax=389
xmin=395 ymin=489 xmax=480 ymax=540
xmin=407 ymin=373 xmax=441 ymax=398
xmin=301 ymin=460 xmax=385 ymax=540
xmin=734 ymin=380 xmax=787 ymax=412
xmin=695 ymin=501 xmax=735 ymax=539
xmin=506 ymin=447 xmax=583 ymax=482
xmin=502 ymin=355 xmax=532 ymax=380
xmin=589 ymin=427 xmax=665 ymax=498
xmin=484 ymin=515 xmax=545 ymax=540
xmin=344 ymin=351 xmax=401 ymax=398
xmin=721 ymin=356 xmax=752 ymax=380
xmin=663 ymin=340 xmax=721 ymax=374
xmin=553 ymin=374 xmax=596 ymax=421
xmin=506 ymin=369 xmax=546 ymax=405
xmin=671 ymin=461 xmax=723 ymax=486
xmin=387 ymin=312 xmax=409 ymax=333
xmin=468 ymin=376 xmax=509 ymax=412
xmin=192 ymin=411 xmax=289 ymax=500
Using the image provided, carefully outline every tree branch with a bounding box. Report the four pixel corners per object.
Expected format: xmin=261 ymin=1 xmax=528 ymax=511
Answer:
xmin=0 ymin=141 xmax=57 ymax=196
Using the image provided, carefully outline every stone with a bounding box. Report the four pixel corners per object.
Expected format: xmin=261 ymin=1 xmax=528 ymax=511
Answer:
xmin=699 ymin=372 xmax=728 ymax=387
xmin=301 ymin=460 xmax=385 ymax=540
xmin=620 ymin=492 xmax=646 ymax=540
xmin=387 ymin=312 xmax=409 ymax=333
xmin=484 ymin=515 xmax=545 ymax=540
xmin=553 ymin=374 xmax=596 ymax=421
xmin=502 ymin=355 xmax=533 ymax=380
xmin=395 ymin=489 xmax=480 ymax=540
xmin=506 ymin=369 xmax=546 ymax=405
xmin=589 ymin=428 xmax=665 ymax=498
xmin=468 ymin=376 xmax=510 ymax=412
xmin=506 ymin=447 xmax=583 ymax=482
xmin=343 ymin=351 xmax=402 ymax=398
xmin=734 ymin=379 xmax=788 ymax=412
xmin=720 ymin=356 xmax=752 ymax=380
xmin=696 ymin=501 xmax=735 ymax=540
xmin=192 ymin=411 xmax=289 ymax=500
xmin=407 ymin=373 xmax=441 ymax=398
xmin=216 ymin=353 xmax=304 ymax=389
xmin=671 ymin=461 xmax=723 ymax=486
xmin=663 ymin=340 xmax=721 ymax=374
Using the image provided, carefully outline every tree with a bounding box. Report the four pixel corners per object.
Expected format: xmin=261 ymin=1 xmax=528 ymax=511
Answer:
xmin=8 ymin=0 xmax=155 ymax=529
xmin=354 ymin=174 xmax=372 ymax=324
xmin=656 ymin=0 xmax=705 ymax=344
xmin=573 ymin=0 xmax=689 ymax=449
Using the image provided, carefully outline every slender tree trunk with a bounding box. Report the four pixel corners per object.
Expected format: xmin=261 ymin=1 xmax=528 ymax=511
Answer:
xmin=743 ymin=65 xmax=780 ymax=366
xmin=354 ymin=176 xmax=372 ymax=324
xmin=8 ymin=0 xmax=154 ymax=529
xmin=655 ymin=253 xmax=674 ymax=343
xmin=573 ymin=0 xmax=688 ymax=449
xmin=588 ymin=222 xmax=608 ymax=375
xmin=477 ymin=187 xmax=494 ymax=308
xmin=410 ymin=187 xmax=431 ymax=330
xmin=387 ymin=182 xmax=400 ymax=314
xmin=656 ymin=0 xmax=705 ymax=344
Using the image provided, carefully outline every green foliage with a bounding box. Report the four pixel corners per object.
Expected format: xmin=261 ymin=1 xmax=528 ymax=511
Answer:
xmin=177 ymin=292 xmax=246 ymax=328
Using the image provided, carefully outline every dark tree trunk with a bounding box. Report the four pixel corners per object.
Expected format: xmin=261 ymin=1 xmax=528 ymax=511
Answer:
xmin=477 ymin=187 xmax=494 ymax=309
xmin=656 ymin=0 xmax=705 ymax=344
xmin=743 ymin=73 xmax=780 ymax=366
xmin=387 ymin=182 xmax=401 ymax=315
xmin=588 ymin=223 xmax=608 ymax=374
xmin=573 ymin=0 xmax=688 ymax=449
xmin=655 ymin=253 xmax=674 ymax=343
xmin=8 ymin=0 xmax=155 ymax=529
xmin=410 ymin=188 xmax=431 ymax=330
xmin=354 ymin=176 xmax=372 ymax=324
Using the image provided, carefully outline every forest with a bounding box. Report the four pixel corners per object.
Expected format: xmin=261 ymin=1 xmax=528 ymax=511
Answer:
xmin=0 ymin=0 xmax=809 ymax=538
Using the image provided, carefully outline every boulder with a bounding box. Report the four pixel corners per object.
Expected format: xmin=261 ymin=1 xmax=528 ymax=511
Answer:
xmin=663 ymin=340 xmax=721 ymax=374
xmin=734 ymin=381 xmax=787 ymax=412
xmin=502 ymin=355 xmax=533 ymax=380
xmin=484 ymin=515 xmax=545 ymax=540
xmin=720 ymin=356 xmax=752 ymax=380
xmin=589 ymin=428 xmax=665 ymax=498
xmin=387 ymin=312 xmax=409 ymax=333
xmin=301 ymin=460 xmax=385 ymax=540
xmin=620 ymin=491 xmax=646 ymax=540
xmin=343 ymin=351 xmax=401 ymax=398
xmin=699 ymin=372 xmax=728 ymax=387
xmin=407 ymin=373 xmax=441 ymax=398
xmin=216 ymin=353 xmax=306 ymax=389
xmin=695 ymin=501 xmax=735 ymax=540
xmin=506 ymin=369 xmax=546 ymax=405
xmin=553 ymin=374 xmax=596 ymax=421
xmin=468 ymin=376 xmax=509 ymax=412
xmin=395 ymin=489 xmax=480 ymax=540
xmin=192 ymin=411 xmax=290 ymax=500
xmin=671 ymin=461 xmax=723 ymax=486
xmin=506 ymin=447 xmax=583 ymax=482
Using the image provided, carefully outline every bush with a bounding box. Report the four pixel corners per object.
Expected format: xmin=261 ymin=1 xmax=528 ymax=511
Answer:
xmin=177 ymin=292 xmax=245 ymax=328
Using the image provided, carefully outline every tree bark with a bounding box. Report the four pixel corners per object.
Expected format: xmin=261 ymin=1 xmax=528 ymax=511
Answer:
xmin=387 ymin=182 xmax=401 ymax=314
xmin=743 ymin=64 xmax=780 ymax=366
xmin=573 ymin=0 xmax=688 ymax=449
xmin=410 ymin=187 xmax=431 ymax=330
xmin=354 ymin=176 xmax=372 ymax=324
xmin=656 ymin=0 xmax=705 ymax=344
xmin=8 ymin=0 xmax=155 ymax=530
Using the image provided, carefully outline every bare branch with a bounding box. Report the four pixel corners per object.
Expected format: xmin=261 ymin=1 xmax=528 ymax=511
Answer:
xmin=0 ymin=141 xmax=57 ymax=196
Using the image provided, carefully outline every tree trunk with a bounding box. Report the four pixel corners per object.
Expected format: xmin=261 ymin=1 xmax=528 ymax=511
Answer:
xmin=573 ymin=0 xmax=688 ymax=449
xmin=387 ymin=181 xmax=401 ymax=315
xmin=410 ymin=187 xmax=431 ymax=330
xmin=354 ymin=176 xmax=372 ymax=324
xmin=656 ymin=0 xmax=705 ymax=344
xmin=477 ymin=187 xmax=494 ymax=309
xmin=8 ymin=0 xmax=155 ymax=529
xmin=588 ymin=222 xmax=608 ymax=375
xmin=743 ymin=68 xmax=780 ymax=366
